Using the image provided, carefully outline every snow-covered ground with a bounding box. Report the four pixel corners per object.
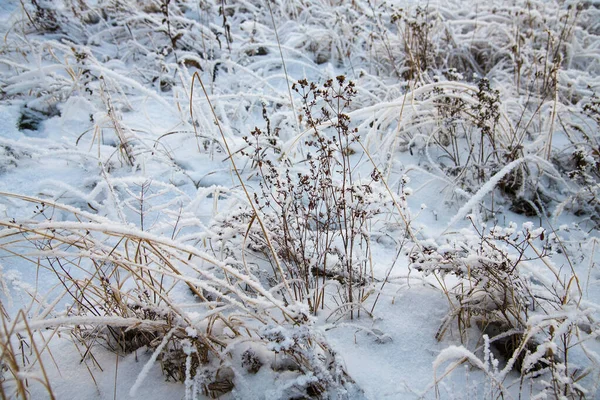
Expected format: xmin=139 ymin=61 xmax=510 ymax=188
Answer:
xmin=1 ymin=0 xmax=599 ymax=399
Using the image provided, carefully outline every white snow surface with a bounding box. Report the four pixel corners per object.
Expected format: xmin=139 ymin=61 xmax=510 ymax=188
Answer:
xmin=0 ymin=0 xmax=599 ymax=399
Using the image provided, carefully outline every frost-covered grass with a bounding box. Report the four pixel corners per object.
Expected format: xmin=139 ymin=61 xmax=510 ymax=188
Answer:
xmin=0 ymin=0 xmax=599 ymax=399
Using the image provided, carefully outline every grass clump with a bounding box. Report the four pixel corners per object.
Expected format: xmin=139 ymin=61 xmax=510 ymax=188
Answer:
xmin=0 ymin=193 xmax=356 ymax=399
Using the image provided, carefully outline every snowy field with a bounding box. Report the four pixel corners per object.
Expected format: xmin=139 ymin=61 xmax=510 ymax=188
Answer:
xmin=1 ymin=0 xmax=600 ymax=399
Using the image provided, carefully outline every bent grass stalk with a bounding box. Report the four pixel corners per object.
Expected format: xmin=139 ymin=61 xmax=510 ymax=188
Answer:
xmin=189 ymin=71 xmax=295 ymax=307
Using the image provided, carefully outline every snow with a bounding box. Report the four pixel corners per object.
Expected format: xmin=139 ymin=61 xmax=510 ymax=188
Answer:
xmin=1 ymin=0 xmax=600 ymax=399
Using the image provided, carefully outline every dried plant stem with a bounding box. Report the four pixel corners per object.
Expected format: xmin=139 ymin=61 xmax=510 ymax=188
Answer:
xmin=190 ymin=71 xmax=295 ymax=306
